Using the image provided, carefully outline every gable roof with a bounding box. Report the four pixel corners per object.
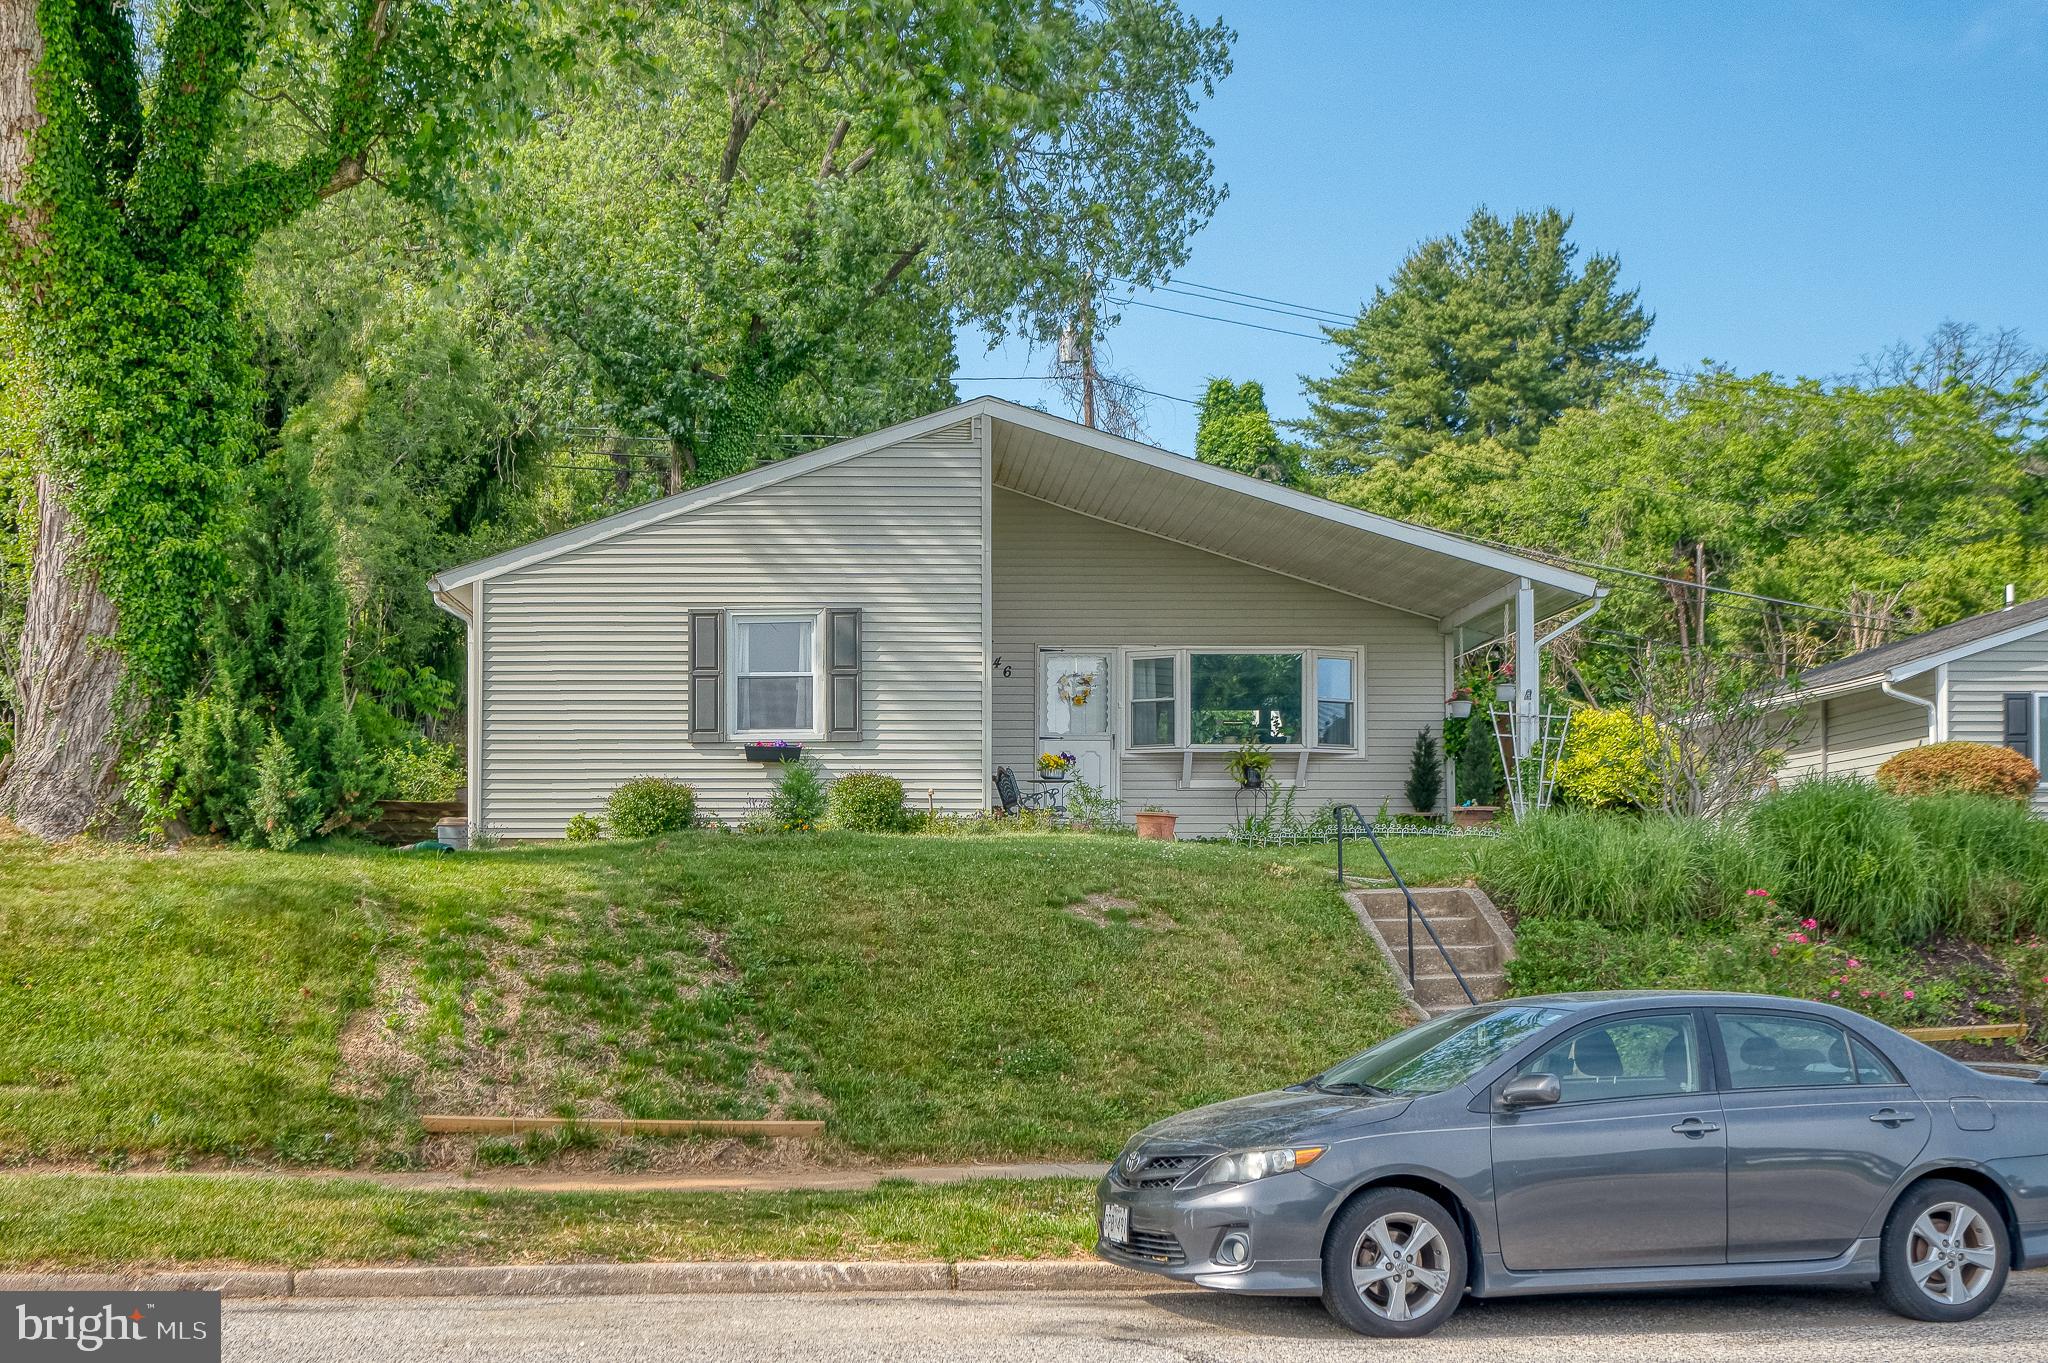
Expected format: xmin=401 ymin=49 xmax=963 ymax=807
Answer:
xmin=429 ymin=397 xmax=1597 ymax=628
xmin=1792 ymin=595 xmax=2048 ymax=694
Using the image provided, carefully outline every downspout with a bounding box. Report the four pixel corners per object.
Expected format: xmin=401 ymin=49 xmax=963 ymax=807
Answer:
xmin=1881 ymin=675 xmax=1938 ymax=744
xmin=1536 ymin=587 xmax=1609 ymax=649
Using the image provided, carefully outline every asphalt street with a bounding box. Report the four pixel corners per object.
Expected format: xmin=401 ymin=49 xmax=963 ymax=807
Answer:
xmin=225 ymin=1272 xmax=2048 ymax=1361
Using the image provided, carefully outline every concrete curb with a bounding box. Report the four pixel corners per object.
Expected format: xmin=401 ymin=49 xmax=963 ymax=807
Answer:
xmin=0 ymin=1260 xmax=1179 ymax=1300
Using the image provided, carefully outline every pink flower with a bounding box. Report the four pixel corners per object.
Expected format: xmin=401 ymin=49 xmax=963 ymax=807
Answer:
xmin=1846 ymin=958 xmax=1861 ymax=969
xmin=1904 ymin=990 xmax=1915 ymax=1000
xmin=1746 ymin=888 xmax=1772 ymax=898
xmin=1769 ymin=946 xmax=1780 ymax=956
xmin=1789 ymin=932 xmax=1809 ymax=945
xmin=1860 ymin=989 xmax=1872 ymax=998
xmin=1830 ymin=990 xmax=1840 ymax=998
xmin=1801 ymin=918 xmax=1817 ymax=930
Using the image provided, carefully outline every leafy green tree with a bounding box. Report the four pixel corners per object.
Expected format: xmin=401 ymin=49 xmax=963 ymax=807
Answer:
xmin=510 ymin=1 xmax=1231 ymax=486
xmin=1303 ymin=207 xmax=1652 ymax=470
xmin=1195 ymin=378 xmax=1297 ymax=482
xmin=0 ymin=0 xmax=561 ymax=836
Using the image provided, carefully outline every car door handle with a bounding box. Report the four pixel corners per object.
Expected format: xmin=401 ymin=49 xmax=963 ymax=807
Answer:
xmin=1671 ymin=1118 xmax=1721 ymax=1137
xmin=1870 ymin=1109 xmax=1916 ymax=1126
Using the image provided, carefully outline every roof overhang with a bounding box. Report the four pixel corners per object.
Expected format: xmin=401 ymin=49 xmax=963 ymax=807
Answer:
xmin=430 ymin=397 xmax=1598 ymax=636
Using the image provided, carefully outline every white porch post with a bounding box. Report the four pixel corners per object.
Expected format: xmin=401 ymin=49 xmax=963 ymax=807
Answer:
xmin=1515 ymin=577 xmax=1538 ymax=760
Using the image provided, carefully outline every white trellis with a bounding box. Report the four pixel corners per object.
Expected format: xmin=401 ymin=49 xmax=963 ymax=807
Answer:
xmin=1491 ymin=706 xmax=1572 ymax=819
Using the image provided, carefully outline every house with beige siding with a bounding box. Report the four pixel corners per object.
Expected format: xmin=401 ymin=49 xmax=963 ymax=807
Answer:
xmin=427 ymin=398 xmax=1600 ymax=839
xmin=1776 ymin=595 xmax=2048 ymax=815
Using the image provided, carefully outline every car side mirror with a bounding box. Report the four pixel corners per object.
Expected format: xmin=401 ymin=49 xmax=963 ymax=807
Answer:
xmin=1501 ymin=1073 xmax=1561 ymax=1109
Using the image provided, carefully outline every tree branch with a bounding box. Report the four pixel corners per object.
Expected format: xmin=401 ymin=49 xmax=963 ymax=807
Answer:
xmin=129 ymin=0 xmax=263 ymax=231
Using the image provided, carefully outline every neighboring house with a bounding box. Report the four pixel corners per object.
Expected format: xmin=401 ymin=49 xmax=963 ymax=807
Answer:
xmin=1776 ymin=595 xmax=2048 ymax=815
xmin=428 ymin=398 xmax=1599 ymax=838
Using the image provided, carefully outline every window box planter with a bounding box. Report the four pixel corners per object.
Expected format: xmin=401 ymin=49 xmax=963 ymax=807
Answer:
xmin=1451 ymin=804 xmax=1499 ymax=828
xmin=744 ymin=742 xmax=802 ymax=763
xmin=1135 ymin=810 xmax=1179 ymax=841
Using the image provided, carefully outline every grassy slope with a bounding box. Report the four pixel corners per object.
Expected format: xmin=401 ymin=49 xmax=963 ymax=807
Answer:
xmin=0 ymin=1175 xmax=1096 ymax=1268
xmin=0 ymin=830 xmax=1438 ymax=1165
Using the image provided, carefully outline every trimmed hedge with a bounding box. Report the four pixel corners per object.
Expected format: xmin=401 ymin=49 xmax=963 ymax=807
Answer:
xmin=828 ymin=772 xmax=907 ymax=832
xmin=1877 ymin=741 xmax=2040 ymax=800
xmin=604 ymin=777 xmax=698 ymax=838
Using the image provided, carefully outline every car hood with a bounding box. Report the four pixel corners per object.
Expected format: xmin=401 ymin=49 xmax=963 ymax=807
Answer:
xmin=1139 ymin=1087 xmax=1412 ymax=1150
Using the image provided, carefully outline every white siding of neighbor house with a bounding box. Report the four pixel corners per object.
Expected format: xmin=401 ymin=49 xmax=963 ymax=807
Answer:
xmin=1945 ymin=631 xmax=2048 ymax=816
xmin=991 ymin=489 xmax=1443 ymax=837
xmin=1778 ymin=675 xmax=1936 ymax=785
xmin=476 ymin=420 xmax=988 ymax=837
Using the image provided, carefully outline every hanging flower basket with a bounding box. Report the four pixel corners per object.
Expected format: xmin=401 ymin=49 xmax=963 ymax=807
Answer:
xmin=744 ymin=741 xmax=802 ymax=763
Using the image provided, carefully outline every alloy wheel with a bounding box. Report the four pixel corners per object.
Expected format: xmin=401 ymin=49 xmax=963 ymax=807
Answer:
xmin=1349 ymin=1212 xmax=1452 ymax=1323
xmin=1907 ymin=1201 xmax=1999 ymax=1306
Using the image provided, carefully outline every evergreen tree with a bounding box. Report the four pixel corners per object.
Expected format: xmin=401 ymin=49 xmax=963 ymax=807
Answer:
xmin=1455 ymin=721 xmax=1499 ymax=807
xmin=1195 ymin=378 xmax=1297 ymax=482
xmin=1405 ymin=728 xmax=1442 ymax=814
xmin=1303 ymin=208 xmax=1652 ymax=469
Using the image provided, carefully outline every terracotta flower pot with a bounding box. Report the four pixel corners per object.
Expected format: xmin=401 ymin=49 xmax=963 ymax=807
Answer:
xmin=1135 ymin=811 xmax=1179 ymax=841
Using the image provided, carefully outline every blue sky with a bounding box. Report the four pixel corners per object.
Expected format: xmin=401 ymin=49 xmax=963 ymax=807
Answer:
xmin=955 ymin=1 xmax=2048 ymax=454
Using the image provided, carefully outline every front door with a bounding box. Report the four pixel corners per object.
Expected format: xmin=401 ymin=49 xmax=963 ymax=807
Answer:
xmin=1711 ymin=1010 xmax=1932 ymax=1262
xmin=1039 ymin=649 xmax=1117 ymax=798
xmin=1490 ymin=1010 xmax=1728 ymax=1271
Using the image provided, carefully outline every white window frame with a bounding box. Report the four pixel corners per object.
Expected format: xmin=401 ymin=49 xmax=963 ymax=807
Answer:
xmin=728 ymin=610 xmax=825 ymax=740
xmin=1124 ymin=646 xmax=1363 ymax=753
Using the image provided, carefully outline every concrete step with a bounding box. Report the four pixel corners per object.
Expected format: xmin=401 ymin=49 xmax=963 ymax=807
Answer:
xmin=1381 ymin=940 xmax=1501 ymax=974
xmin=1362 ymin=909 xmax=1496 ymax=946
xmin=1410 ymin=970 xmax=1505 ymax=1009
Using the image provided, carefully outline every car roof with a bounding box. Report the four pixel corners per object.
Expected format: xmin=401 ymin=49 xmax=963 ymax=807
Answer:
xmin=1498 ymin=990 xmax=1834 ymax=1011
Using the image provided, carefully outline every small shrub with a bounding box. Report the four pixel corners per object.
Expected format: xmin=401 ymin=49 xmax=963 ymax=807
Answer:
xmin=1404 ymin=728 xmax=1442 ymax=815
xmin=605 ymin=776 xmax=698 ymax=838
xmin=1877 ymin=741 xmax=2040 ymax=801
xmin=1748 ymin=779 xmax=1932 ymax=940
xmin=564 ymin=812 xmax=603 ymax=842
xmin=1555 ymin=708 xmax=1664 ymax=810
xmin=249 ymin=727 xmax=312 ymax=852
xmin=384 ymin=738 xmax=465 ymax=801
xmin=828 ymin=771 xmax=906 ymax=832
xmin=1454 ymin=720 xmax=1499 ymax=805
xmin=768 ymin=759 xmax=828 ymax=832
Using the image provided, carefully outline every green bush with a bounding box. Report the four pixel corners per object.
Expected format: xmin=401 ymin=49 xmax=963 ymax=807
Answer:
xmin=385 ymin=739 xmax=464 ymax=801
xmin=1554 ymin=708 xmax=1664 ymax=810
xmin=1748 ymin=779 xmax=1931 ymax=941
xmin=1480 ymin=808 xmax=1769 ymax=931
xmin=828 ymin=772 xmax=906 ymax=832
xmin=564 ymin=812 xmax=602 ymax=842
xmin=1904 ymin=794 xmax=2048 ymax=935
xmin=768 ymin=760 xmax=828 ymax=832
xmin=605 ymin=777 xmax=698 ymax=838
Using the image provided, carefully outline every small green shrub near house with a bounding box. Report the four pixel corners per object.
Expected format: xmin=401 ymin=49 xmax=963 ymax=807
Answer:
xmin=1554 ymin=708 xmax=1664 ymax=810
xmin=827 ymin=772 xmax=906 ymax=832
xmin=605 ymin=777 xmax=697 ymax=837
xmin=384 ymin=738 xmax=465 ymax=801
xmin=1877 ymin=740 xmax=2041 ymax=801
xmin=768 ymin=759 xmax=829 ymax=831
xmin=564 ymin=813 xmax=602 ymax=842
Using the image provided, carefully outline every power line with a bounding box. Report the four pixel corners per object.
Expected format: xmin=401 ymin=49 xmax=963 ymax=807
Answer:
xmin=1104 ymin=295 xmax=1329 ymax=342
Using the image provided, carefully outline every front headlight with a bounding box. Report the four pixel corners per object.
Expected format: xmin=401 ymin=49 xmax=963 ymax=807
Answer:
xmin=1191 ymin=1145 xmax=1325 ymax=1187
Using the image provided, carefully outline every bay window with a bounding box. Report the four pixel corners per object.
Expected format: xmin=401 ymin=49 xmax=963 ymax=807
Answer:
xmin=1317 ymin=655 xmax=1355 ymax=747
xmin=1130 ymin=654 xmax=1178 ymax=747
xmin=1191 ymin=652 xmax=1304 ymax=745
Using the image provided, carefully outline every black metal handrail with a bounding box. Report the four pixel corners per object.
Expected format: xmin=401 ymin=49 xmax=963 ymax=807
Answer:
xmin=1332 ymin=805 xmax=1477 ymax=1007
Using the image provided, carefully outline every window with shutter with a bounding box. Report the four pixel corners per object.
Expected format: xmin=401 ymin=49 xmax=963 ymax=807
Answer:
xmin=689 ymin=609 xmax=725 ymax=740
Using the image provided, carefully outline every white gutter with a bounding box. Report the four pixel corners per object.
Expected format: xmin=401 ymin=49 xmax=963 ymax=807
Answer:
xmin=1880 ymin=677 xmax=1937 ymax=742
xmin=431 ymin=587 xmax=473 ymax=625
xmin=1537 ymin=587 xmax=1609 ymax=647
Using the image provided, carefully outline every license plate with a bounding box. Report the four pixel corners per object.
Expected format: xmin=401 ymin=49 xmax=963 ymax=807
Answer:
xmin=1101 ymin=1203 xmax=1130 ymax=1245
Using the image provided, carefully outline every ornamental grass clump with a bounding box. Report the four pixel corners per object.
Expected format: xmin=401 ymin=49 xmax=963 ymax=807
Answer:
xmin=1478 ymin=809 xmax=1766 ymax=931
xmin=1746 ymin=779 xmax=1932 ymax=941
xmin=1903 ymin=794 xmax=2048 ymax=936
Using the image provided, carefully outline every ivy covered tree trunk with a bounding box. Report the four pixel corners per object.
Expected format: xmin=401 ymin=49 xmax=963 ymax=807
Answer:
xmin=0 ymin=475 xmax=124 ymax=834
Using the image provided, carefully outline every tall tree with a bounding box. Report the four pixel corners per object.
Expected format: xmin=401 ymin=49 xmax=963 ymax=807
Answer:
xmin=510 ymin=0 xmax=1231 ymax=486
xmin=1302 ymin=207 xmax=1652 ymax=469
xmin=1194 ymin=377 xmax=1295 ymax=482
xmin=0 ymin=0 xmax=556 ymax=835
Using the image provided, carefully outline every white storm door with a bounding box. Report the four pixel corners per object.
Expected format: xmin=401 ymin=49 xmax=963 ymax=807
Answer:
xmin=1039 ymin=649 xmax=1117 ymax=798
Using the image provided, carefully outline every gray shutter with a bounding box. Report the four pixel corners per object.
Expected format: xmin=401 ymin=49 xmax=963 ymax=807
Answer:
xmin=2004 ymin=693 xmax=2034 ymax=759
xmin=826 ymin=607 xmax=863 ymax=741
xmin=689 ymin=609 xmax=726 ymax=740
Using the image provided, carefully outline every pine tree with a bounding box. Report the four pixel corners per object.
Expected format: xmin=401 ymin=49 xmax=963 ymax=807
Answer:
xmin=1405 ymin=728 xmax=1443 ymax=814
xmin=1456 ymin=721 xmax=1500 ymax=807
xmin=1194 ymin=379 xmax=1299 ymax=483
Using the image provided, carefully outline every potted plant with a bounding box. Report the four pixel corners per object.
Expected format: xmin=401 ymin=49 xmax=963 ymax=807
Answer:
xmin=1036 ymin=751 xmax=1076 ymax=782
xmin=1225 ymin=738 xmax=1273 ymax=789
xmin=744 ymin=739 xmax=802 ymax=763
xmin=1134 ymin=806 xmax=1178 ymax=841
xmin=1445 ymin=687 xmax=1473 ymax=720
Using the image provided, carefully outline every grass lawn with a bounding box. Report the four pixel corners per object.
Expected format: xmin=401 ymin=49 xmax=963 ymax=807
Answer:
xmin=0 ymin=1174 xmax=1096 ymax=1268
xmin=0 ymin=827 xmax=1418 ymax=1166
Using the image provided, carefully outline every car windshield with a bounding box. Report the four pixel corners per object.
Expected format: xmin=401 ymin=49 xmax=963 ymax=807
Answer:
xmin=1313 ymin=1006 xmax=1567 ymax=1096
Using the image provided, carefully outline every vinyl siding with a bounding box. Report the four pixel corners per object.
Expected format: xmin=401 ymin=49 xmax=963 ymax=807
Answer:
xmin=476 ymin=421 xmax=987 ymax=836
xmin=1778 ymin=676 xmax=1935 ymax=785
xmin=991 ymin=489 xmax=1442 ymax=837
xmin=1945 ymin=631 xmax=2048 ymax=816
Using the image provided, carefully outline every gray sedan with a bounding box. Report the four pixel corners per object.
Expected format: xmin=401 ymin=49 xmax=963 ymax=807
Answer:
xmin=1096 ymin=990 xmax=2048 ymax=1337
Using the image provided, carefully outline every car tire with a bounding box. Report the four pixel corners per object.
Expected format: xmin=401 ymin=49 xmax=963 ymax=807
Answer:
xmin=1876 ymin=1178 xmax=2009 ymax=1323
xmin=1320 ymin=1187 xmax=1467 ymax=1338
